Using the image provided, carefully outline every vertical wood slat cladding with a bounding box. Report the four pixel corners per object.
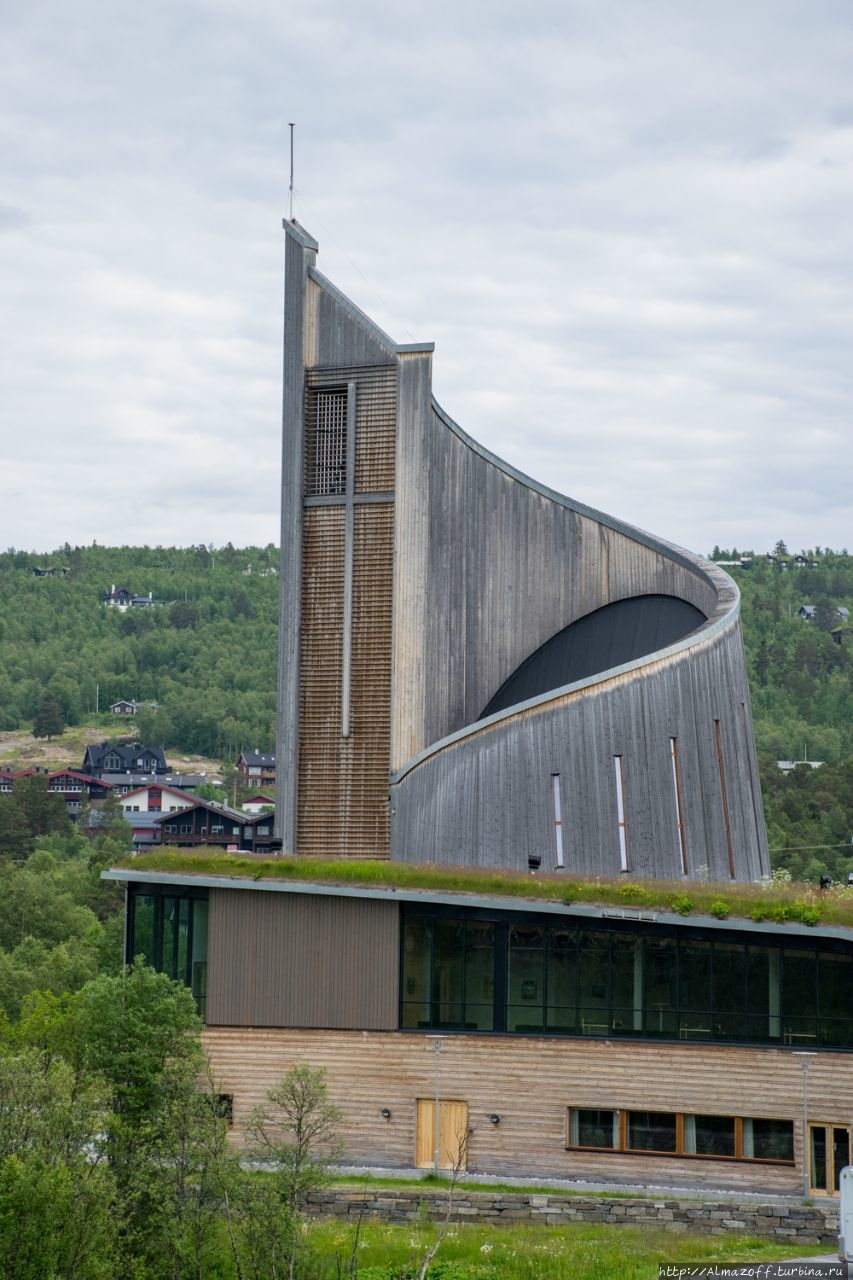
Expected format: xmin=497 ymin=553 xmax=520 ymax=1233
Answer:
xmin=297 ymin=364 xmax=396 ymax=856
xmin=297 ymin=507 xmax=345 ymax=850
xmin=353 ymin=367 xmax=396 ymax=493
xmin=206 ymin=890 xmax=399 ymax=1029
xmin=203 ymin=1025 xmax=853 ymax=1193
xmin=304 ymin=365 xmax=396 ymax=494
xmin=350 ymin=502 xmax=394 ymax=852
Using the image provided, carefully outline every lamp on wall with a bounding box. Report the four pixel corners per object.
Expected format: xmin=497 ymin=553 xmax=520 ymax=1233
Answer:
xmin=489 ymin=1114 xmax=500 ymax=1125
xmin=381 ymin=1108 xmax=391 ymax=1120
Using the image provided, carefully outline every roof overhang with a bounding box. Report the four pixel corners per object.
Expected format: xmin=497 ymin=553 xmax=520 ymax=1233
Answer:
xmin=101 ymin=868 xmax=853 ymax=946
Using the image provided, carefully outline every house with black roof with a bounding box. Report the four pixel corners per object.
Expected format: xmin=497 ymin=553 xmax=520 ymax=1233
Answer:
xmin=82 ymin=742 xmax=168 ymax=778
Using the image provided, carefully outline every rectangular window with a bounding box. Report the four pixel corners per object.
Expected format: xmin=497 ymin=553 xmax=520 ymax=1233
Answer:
xmin=684 ymin=1114 xmax=736 ymax=1157
xmin=627 ymin=1111 xmax=677 ymax=1153
xmin=308 ymin=387 xmax=348 ymax=496
xmin=128 ymin=889 xmax=208 ymax=1016
xmin=551 ymin=774 xmax=564 ymax=869
xmin=568 ymin=1107 xmax=793 ymax=1163
xmin=613 ymin=755 xmax=629 ymax=871
xmin=669 ymin=738 xmax=688 ymax=875
xmin=742 ymin=1118 xmax=794 ymax=1162
xmin=569 ymin=1109 xmax=619 ymax=1149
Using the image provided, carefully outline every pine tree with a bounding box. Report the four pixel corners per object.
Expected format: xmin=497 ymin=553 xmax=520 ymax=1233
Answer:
xmin=33 ymin=693 xmax=66 ymax=741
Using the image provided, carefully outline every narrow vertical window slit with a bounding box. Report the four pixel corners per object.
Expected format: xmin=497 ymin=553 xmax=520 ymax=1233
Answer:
xmin=669 ymin=737 xmax=688 ymax=876
xmin=551 ymin=773 xmax=564 ymax=869
xmin=613 ymin=755 xmax=629 ymax=872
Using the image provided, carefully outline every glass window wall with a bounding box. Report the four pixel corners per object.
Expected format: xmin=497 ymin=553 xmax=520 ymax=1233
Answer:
xmin=128 ymin=888 xmax=209 ymax=1016
xmin=401 ymin=906 xmax=853 ymax=1052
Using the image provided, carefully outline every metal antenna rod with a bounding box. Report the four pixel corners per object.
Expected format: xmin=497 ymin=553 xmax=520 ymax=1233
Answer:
xmin=288 ymin=122 xmax=295 ymax=221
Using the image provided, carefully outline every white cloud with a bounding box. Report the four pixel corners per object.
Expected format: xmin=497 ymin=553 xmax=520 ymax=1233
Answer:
xmin=1 ymin=0 xmax=852 ymax=556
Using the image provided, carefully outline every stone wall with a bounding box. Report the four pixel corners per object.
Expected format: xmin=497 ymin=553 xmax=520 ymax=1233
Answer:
xmin=306 ymin=1188 xmax=839 ymax=1247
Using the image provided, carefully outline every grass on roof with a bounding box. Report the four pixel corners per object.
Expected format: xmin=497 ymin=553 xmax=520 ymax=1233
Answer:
xmin=115 ymin=848 xmax=853 ymax=928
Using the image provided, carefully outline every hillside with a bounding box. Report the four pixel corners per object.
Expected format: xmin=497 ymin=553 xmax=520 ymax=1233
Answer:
xmin=714 ymin=546 xmax=853 ymax=882
xmin=2 ymin=542 xmax=853 ymax=881
xmin=0 ymin=544 xmax=279 ymax=762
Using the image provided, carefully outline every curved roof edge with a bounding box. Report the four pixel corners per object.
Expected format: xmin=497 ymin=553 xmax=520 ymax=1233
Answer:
xmin=392 ymin=400 xmax=743 ymax=789
xmin=432 ymin=398 xmax=734 ymax=603
xmin=390 ymin=600 xmax=741 ymax=786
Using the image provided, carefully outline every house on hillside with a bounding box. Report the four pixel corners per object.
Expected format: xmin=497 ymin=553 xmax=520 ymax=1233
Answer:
xmin=82 ymin=742 xmax=168 ymax=777
xmin=103 ymin=586 xmax=163 ymax=610
xmin=120 ymin=783 xmax=195 ymax=814
xmin=110 ymin=699 xmax=141 ymax=715
xmin=99 ymin=770 xmax=212 ymax=796
xmin=152 ymin=799 xmax=274 ymax=853
xmin=46 ymin=770 xmax=113 ymax=817
xmin=235 ymin=751 xmax=276 ymax=788
xmin=240 ymin=793 xmax=275 ymax=814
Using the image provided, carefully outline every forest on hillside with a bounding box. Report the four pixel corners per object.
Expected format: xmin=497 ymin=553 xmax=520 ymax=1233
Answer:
xmin=0 ymin=544 xmax=279 ymax=760
xmin=2 ymin=542 xmax=853 ymax=882
xmin=713 ymin=546 xmax=853 ymax=883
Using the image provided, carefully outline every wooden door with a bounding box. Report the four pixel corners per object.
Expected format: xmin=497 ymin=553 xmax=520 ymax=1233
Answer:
xmin=809 ymin=1123 xmax=851 ymax=1195
xmin=416 ymin=1099 xmax=469 ymax=1171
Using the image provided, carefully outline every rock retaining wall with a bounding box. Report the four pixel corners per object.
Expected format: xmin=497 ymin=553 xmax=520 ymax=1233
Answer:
xmin=306 ymin=1189 xmax=839 ymax=1247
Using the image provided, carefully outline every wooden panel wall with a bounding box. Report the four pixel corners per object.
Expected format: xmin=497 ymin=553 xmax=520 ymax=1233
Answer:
xmin=206 ymin=889 xmax=399 ymax=1029
xmin=203 ymin=1025 xmax=853 ymax=1193
xmin=276 ymin=223 xmax=315 ymax=849
xmin=297 ymin=506 xmax=345 ymax=848
xmin=394 ymin=404 xmax=721 ymax=762
xmin=296 ymin=365 xmax=396 ymax=856
xmin=391 ymin=621 xmax=768 ymax=881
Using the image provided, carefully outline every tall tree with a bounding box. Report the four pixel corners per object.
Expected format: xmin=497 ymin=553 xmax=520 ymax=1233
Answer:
xmin=32 ymin=692 xmax=65 ymax=740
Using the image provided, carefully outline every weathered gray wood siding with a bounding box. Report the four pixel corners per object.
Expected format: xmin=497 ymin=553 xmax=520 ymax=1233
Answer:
xmin=388 ymin=393 xmax=767 ymax=880
xmin=390 ymin=614 xmax=768 ymax=881
xmin=278 ymin=227 xmax=766 ymax=880
xmin=206 ymin=889 xmax=399 ymax=1029
xmin=277 ymin=244 xmax=402 ymax=854
xmin=276 ymin=220 xmax=317 ymax=847
xmin=392 ymin=401 xmax=719 ymax=764
xmin=204 ymin=1025 xmax=850 ymax=1193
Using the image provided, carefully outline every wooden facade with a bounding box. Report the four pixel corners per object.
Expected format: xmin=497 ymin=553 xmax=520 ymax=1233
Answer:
xmin=275 ymin=218 xmax=768 ymax=880
xmin=206 ymin=888 xmax=398 ymax=1029
xmin=109 ymin=868 xmax=853 ymax=1194
xmin=202 ymin=1025 xmax=853 ymax=1194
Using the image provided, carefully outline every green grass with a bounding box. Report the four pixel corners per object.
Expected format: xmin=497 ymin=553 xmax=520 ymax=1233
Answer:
xmin=117 ymin=848 xmax=853 ymax=930
xmin=335 ymin=1174 xmax=664 ymax=1200
xmin=306 ymin=1219 xmax=825 ymax=1279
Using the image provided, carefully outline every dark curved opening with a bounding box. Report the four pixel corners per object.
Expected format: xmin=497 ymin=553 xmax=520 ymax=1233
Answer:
xmin=480 ymin=594 xmax=707 ymax=719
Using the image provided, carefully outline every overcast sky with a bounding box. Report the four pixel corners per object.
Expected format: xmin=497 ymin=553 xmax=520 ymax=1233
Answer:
xmin=3 ymin=0 xmax=852 ymax=558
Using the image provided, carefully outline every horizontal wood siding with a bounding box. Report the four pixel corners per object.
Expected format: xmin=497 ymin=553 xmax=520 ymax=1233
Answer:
xmin=206 ymin=890 xmax=399 ymax=1029
xmin=204 ymin=1026 xmax=853 ymax=1193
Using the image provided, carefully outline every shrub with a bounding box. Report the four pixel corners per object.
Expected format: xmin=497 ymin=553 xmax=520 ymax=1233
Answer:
xmin=709 ymin=900 xmax=730 ymax=919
